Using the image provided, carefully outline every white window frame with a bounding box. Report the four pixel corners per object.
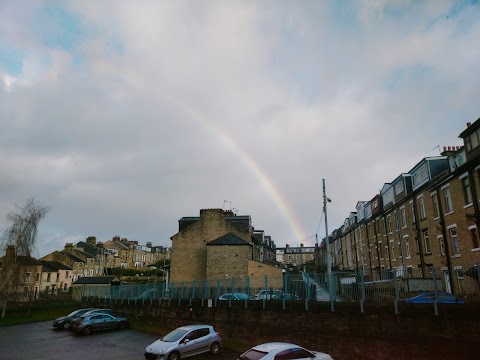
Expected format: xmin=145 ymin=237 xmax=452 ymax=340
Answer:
xmin=390 ymin=240 xmax=395 ymax=261
xmin=400 ymin=206 xmax=407 ymax=229
xmin=448 ymin=224 xmax=460 ymax=257
xmin=438 ymin=235 xmax=445 ymax=256
xmin=431 ymin=192 xmax=440 ymax=219
xmin=403 ymin=235 xmax=411 ymax=258
xmin=423 ymin=229 xmax=431 ymax=254
xmin=442 ymin=185 xmax=453 ymax=214
xmin=459 ymin=173 xmax=473 ymax=207
xmin=387 ymin=215 xmax=393 ymax=234
xmin=417 ymin=196 xmax=426 ymax=220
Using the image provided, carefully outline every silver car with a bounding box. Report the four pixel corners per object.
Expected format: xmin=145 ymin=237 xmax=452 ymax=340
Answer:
xmin=144 ymin=324 xmax=222 ymax=360
xmin=238 ymin=342 xmax=333 ymax=360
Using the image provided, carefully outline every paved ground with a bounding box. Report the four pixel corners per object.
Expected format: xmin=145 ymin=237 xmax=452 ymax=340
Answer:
xmin=0 ymin=321 xmax=242 ymax=360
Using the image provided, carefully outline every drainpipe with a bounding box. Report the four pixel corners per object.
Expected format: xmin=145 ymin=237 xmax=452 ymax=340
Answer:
xmin=411 ymin=198 xmax=426 ymax=278
xmin=467 ymin=169 xmax=480 ymax=225
xmin=373 ymin=220 xmax=381 ymax=271
xmin=352 ymin=227 xmax=359 ymax=272
xmin=394 ymin=209 xmax=407 ymax=279
xmin=365 ymin=223 xmax=373 ymax=273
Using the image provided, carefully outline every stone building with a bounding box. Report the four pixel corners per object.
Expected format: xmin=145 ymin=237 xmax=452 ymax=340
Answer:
xmin=170 ymin=208 xmax=282 ymax=288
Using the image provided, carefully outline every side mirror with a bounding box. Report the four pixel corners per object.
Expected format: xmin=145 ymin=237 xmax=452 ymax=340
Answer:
xmin=183 ymin=339 xmax=190 ymax=344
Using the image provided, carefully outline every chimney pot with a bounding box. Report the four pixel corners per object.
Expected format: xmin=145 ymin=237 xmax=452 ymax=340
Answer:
xmin=443 ymin=146 xmax=447 ymax=151
xmin=467 ymin=122 xmax=472 ymax=127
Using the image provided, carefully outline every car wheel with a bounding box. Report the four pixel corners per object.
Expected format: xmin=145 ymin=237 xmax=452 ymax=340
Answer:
xmin=167 ymin=351 xmax=180 ymax=360
xmin=82 ymin=326 xmax=92 ymax=335
xmin=117 ymin=321 xmax=126 ymax=330
xmin=210 ymin=342 xmax=221 ymax=355
xmin=63 ymin=322 xmax=71 ymax=330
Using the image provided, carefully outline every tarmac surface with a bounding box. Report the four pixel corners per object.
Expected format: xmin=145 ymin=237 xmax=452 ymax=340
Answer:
xmin=0 ymin=321 xmax=242 ymax=360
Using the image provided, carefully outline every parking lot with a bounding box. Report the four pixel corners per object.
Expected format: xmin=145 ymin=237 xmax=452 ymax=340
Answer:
xmin=0 ymin=321 xmax=242 ymax=360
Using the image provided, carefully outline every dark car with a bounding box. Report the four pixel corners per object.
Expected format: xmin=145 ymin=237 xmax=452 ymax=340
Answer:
xmin=52 ymin=308 xmax=98 ymax=329
xmin=272 ymin=292 xmax=300 ymax=301
xmin=71 ymin=313 xmax=129 ymax=335
xmin=405 ymin=292 xmax=464 ymax=304
xmin=69 ymin=308 xmax=116 ymax=328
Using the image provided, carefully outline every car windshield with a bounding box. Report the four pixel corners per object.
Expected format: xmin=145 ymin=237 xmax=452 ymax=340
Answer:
xmin=161 ymin=328 xmax=189 ymax=342
xmin=239 ymin=349 xmax=268 ymax=360
xmin=235 ymin=293 xmax=249 ymax=299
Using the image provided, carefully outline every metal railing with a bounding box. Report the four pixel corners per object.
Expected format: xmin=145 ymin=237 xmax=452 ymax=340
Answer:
xmin=76 ymin=267 xmax=480 ymax=313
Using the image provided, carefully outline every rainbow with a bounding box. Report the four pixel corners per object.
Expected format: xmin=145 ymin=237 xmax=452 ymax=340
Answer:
xmin=125 ymin=73 xmax=309 ymax=244
xmin=162 ymin=95 xmax=308 ymax=244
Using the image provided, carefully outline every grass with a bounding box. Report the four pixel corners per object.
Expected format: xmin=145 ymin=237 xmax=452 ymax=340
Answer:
xmin=0 ymin=305 xmax=79 ymax=326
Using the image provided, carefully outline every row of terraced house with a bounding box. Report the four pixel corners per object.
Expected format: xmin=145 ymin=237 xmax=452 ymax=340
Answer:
xmin=0 ymin=235 xmax=169 ymax=300
xmin=322 ymin=118 xmax=480 ymax=297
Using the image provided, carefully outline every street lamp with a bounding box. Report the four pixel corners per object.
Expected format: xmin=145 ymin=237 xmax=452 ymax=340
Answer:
xmin=323 ymin=179 xmax=332 ymax=278
xmin=323 ymin=179 xmax=335 ymax=311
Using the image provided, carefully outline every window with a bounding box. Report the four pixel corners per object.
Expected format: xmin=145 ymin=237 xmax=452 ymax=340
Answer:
xmin=462 ymin=176 xmax=473 ymax=205
xmin=404 ymin=236 xmax=411 ymax=258
xmin=56 ymin=273 xmax=60 ymax=281
xmin=431 ymin=193 xmax=440 ymax=218
xmin=65 ymin=271 xmax=69 ymax=279
xmin=415 ymin=235 xmax=421 ymax=254
xmin=36 ymin=272 xmax=40 ymax=281
xmin=46 ymin=273 xmax=51 ymax=282
xmin=418 ymin=197 xmax=426 ymax=220
xmin=438 ymin=235 xmax=445 ymax=256
xmin=378 ymin=241 xmax=383 ymax=259
xmin=390 ymin=241 xmax=395 ymax=260
xmin=395 ymin=181 xmax=404 ymax=195
xmin=400 ymin=207 xmax=407 ymax=228
xmin=450 ymin=227 xmax=460 ymax=256
xmin=25 ymin=272 xmax=31 ymax=283
xmin=385 ymin=245 xmax=389 ymax=260
xmin=469 ymin=226 xmax=479 ymax=249
xmin=471 ymin=131 xmax=480 ymax=149
xmin=423 ymin=229 xmax=431 ymax=254
xmin=382 ymin=218 xmax=387 ymax=236
xmin=443 ymin=187 xmax=453 ymax=213
xmin=24 ymin=286 xmax=29 ymax=298
xmin=387 ymin=215 xmax=393 ymax=234
xmin=275 ymin=348 xmax=316 ymax=359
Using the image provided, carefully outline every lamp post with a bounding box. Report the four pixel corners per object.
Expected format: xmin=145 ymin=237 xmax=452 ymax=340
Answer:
xmin=323 ymin=179 xmax=332 ymax=278
xmin=323 ymin=179 xmax=334 ymax=311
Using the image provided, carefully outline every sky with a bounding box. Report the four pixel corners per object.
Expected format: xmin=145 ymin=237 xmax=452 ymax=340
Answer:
xmin=1 ymin=0 xmax=479 ymax=259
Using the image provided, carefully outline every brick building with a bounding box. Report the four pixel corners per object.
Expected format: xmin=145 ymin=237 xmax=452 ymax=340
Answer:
xmin=323 ymin=117 xmax=480 ymax=296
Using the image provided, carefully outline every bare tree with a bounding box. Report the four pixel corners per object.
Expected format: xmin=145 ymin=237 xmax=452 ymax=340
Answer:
xmin=0 ymin=198 xmax=51 ymax=318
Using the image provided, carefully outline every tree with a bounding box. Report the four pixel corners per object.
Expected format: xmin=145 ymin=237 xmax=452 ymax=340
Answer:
xmin=0 ymin=198 xmax=51 ymax=318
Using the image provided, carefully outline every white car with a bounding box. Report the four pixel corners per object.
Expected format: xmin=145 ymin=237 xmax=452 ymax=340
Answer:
xmin=144 ymin=324 xmax=221 ymax=360
xmin=238 ymin=342 xmax=333 ymax=360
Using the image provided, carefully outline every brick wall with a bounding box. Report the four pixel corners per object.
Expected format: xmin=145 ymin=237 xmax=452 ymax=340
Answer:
xmin=102 ymin=300 xmax=480 ymax=360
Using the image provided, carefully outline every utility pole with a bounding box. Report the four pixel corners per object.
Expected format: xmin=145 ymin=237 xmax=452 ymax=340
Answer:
xmin=323 ymin=179 xmax=334 ymax=311
xmin=323 ymin=179 xmax=332 ymax=278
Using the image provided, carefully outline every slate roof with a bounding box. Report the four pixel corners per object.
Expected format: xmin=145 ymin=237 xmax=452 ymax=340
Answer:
xmin=61 ymin=251 xmax=85 ymax=263
xmin=74 ymin=276 xmax=119 ymax=285
xmin=207 ymin=233 xmax=250 ymax=246
xmin=41 ymin=260 xmax=72 ymax=271
xmin=76 ymin=241 xmax=102 ymax=256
